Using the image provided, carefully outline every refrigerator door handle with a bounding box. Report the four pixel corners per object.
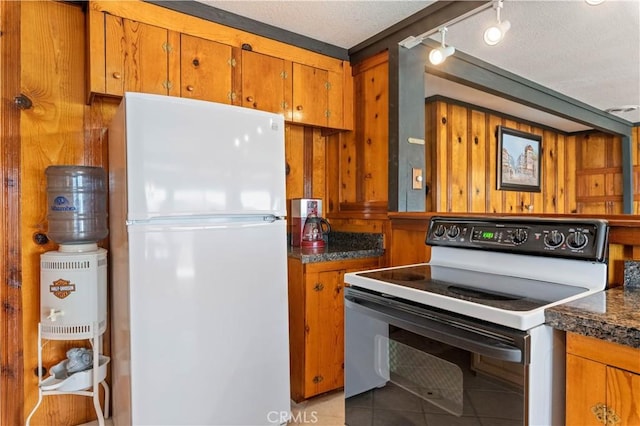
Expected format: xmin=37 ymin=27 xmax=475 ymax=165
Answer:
xmin=263 ymin=215 xmax=282 ymax=223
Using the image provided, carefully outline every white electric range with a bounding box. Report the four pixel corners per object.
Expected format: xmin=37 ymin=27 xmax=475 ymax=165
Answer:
xmin=344 ymin=216 xmax=609 ymax=426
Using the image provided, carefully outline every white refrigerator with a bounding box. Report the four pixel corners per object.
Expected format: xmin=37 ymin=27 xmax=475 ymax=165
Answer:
xmin=108 ymin=92 xmax=290 ymax=425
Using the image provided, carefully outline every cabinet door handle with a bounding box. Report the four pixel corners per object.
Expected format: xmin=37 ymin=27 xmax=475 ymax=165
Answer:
xmin=313 ymin=283 xmax=324 ymax=292
xmin=186 ymin=85 xmax=194 ymax=92
xmin=246 ymin=96 xmax=254 ymax=103
xmin=112 ymin=72 xmax=121 ymax=79
xmin=296 ymin=105 xmax=303 ymax=111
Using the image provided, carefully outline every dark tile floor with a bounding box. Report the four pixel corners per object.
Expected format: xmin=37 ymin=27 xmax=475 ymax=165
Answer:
xmin=347 ymin=380 xmax=523 ymax=426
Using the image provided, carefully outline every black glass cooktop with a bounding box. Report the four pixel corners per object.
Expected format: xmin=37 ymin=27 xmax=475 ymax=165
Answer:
xmin=356 ymin=265 xmax=589 ymax=312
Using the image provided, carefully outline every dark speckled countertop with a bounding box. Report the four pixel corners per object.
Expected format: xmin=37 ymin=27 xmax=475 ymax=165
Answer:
xmin=545 ymin=260 xmax=640 ymax=349
xmin=287 ymin=232 xmax=384 ymax=264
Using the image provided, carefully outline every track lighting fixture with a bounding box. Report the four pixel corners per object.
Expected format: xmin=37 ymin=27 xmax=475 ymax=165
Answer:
xmin=429 ymin=27 xmax=455 ymax=65
xmin=484 ymin=0 xmax=511 ymax=46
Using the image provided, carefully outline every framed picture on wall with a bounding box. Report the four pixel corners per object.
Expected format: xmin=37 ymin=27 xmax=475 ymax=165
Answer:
xmin=496 ymin=126 xmax=542 ymax=192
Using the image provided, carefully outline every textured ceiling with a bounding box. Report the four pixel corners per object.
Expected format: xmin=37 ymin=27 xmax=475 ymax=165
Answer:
xmin=196 ymin=0 xmax=640 ymax=129
xmin=198 ymin=0 xmax=434 ymax=48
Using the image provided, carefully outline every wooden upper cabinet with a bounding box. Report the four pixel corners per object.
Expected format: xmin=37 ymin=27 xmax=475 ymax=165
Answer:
xmin=180 ymin=34 xmax=235 ymax=104
xmin=241 ymin=50 xmax=291 ymax=118
xmin=328 ymin=70 xmax=347 ymax=129
xmin=86 ymin=4 xmax=352 ymax=129
xmin=104 ymin=15 xmax=178 ymax=97
xmin=291 ymin=64 xmax=349 ymax=129
xmin=292 ymin=63 xmax=328 ymax=127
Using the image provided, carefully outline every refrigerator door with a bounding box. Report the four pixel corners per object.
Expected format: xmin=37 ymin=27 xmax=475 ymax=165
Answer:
xmin=110 ymin=93 xmax=286 ymax=221
xmin=112 ymin=218 xmax=290 ymax=425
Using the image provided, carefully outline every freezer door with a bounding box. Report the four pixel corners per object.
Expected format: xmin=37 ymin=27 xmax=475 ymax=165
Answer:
xmin=111 ymin=93 xmax=286 ymax=220
xmin=115 ymin=219 xmax=290 ymax=425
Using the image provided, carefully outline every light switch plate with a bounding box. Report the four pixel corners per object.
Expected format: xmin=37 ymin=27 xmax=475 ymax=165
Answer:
xmin=412 ymin=168 xmax=423 ymax=190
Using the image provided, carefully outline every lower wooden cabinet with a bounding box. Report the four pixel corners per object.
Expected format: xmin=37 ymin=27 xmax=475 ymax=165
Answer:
xmin=287 ymin=256 xmax=380 ymax=402
xmin=566 ymin=333 xmax=640 ymax=426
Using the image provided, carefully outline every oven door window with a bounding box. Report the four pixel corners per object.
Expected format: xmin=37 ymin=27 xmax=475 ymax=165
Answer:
xmin=348 ymin=328 xmax=525 ymax=425
xmin=377 ymin=332 xmax=465 ymax=417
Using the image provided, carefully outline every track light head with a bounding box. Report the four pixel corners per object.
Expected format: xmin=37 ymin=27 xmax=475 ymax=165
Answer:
xmin=484 ymin=20 xmax=511 ymax=45
xmin=429 ymin=46 xmax=455 ymax=65
xmin=484 ymin=0 xmax=510 ymax=46
xmin=429 ymin=27 xmax=455 ymax=65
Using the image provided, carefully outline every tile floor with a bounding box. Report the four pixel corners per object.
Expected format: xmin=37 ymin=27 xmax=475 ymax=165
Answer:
xmin=290 ymin=390 xmax=344 ymax=425
xmin=80 ymin=391 xmax=345 ymax=426
xmin=346 ymin=382 xmax=522 ymax=426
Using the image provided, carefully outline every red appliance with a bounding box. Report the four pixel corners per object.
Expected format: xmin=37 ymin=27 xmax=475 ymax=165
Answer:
xmin=291 ymin=198 xmax=322 ymax=246
xmin=300 ymin=214 xmax=331 ymax=248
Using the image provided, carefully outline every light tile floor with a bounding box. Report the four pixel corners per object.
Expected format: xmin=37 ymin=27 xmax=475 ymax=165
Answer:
xmin=289 ymin=390 xmax=344 ymax=426
xmin=80 ymin=391 xmax=345 ymax=426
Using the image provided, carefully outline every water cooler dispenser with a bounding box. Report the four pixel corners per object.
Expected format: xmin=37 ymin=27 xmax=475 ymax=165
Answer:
xmin=26 ymin=166 xmax=110 ymax=426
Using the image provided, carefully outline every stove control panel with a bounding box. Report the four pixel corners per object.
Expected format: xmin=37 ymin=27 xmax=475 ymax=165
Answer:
xmin=426 ymin=216 xmax=608 ymax=262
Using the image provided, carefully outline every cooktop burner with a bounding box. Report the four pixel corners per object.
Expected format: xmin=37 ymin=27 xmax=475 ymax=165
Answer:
xmin=356 ymin=264 xmax=589 ymax=312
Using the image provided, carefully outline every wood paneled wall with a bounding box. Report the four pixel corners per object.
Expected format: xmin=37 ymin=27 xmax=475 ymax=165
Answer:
xmin=1 ymin=1 xmax=24 ymax=425
xmin=426 ymin=98 xmax=640 ymax=216
xmin=575 ymin=129 xmax=640 ymax=214
xmin=426 ymin=99 xmax=571 ymax=214
xmin=19 ymin=2 xmax=112 ymax=424
xmin=285 ymin=125 xmax=327 ymax=202
xmin=326 ymin=51 xmax=389 ymax=216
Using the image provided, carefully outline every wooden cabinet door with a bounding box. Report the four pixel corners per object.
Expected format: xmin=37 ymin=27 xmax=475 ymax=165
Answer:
xmin=304 ymin=269 xmax=345 ymax=396
xmin=180 ymin=34 xmax=234 ymax=104
xmin=607 ymin=366 xmax=640 ymax=425
xmin=327 ymin=69 xmax=346 ymax=129
xmin=292 ymin=63 xmax=328 ymax=127
xmin=241 ymin=50 xmax=290 ymax=117
xmin=105 ymin=15 xmax=178 ymax=97
xmin=566 ymin=353 xmax=607 ymax=426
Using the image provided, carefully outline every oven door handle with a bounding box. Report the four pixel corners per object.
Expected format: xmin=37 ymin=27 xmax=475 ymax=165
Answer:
xmin=345 ymin=295 xmax=526 ymax=364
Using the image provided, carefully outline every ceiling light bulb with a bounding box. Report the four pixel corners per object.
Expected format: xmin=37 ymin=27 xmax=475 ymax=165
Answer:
xmin=484 ymin=0 xmax=510 ymax=46
xmin=429 ymin=46 xmax=455 ymax=65
xmin=483 ymin=20 xmax=511 ymax=45
xmin=585 ymin=0 xmax=605 ymax=5
xmin=429 ymin=27 xmax=455 ymax=65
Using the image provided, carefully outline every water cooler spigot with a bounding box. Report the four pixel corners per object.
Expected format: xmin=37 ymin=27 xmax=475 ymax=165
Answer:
xmin=47 ymin=309 xmax=64 ymax=322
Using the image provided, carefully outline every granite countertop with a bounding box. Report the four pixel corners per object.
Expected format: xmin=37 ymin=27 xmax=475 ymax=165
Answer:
xmin=545 ymin=286 xmax=640 ymax=349
xmin=287 ymin=232 xmax=384 ymax=264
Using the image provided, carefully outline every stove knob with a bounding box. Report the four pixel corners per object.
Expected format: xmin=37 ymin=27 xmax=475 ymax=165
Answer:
xmin=433 ymin=224 xmax=446 ymax=237
xmin=447 ymin=225 xmax=460 ymax=239
xmin=544 ymin=230 xmax=564 ymax=248
xmin=512 ymin=229 xmax=528 ymax=245
xmin=566 ymin=231 xmax=588 ymax=250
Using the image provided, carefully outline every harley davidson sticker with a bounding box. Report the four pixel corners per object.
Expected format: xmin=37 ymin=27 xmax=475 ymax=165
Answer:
xmin=50 ymin=279 xmax=76 ymax=299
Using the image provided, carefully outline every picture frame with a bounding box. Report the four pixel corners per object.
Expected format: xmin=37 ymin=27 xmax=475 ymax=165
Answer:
xmin=496 ymin=126 xmax=542 ymax=192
